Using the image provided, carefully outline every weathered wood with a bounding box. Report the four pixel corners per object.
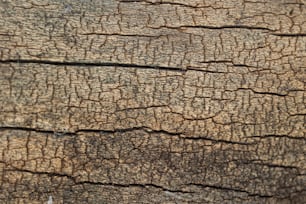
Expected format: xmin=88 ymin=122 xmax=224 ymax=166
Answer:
xmin=0 ymin=0 xmax=305 ymax=203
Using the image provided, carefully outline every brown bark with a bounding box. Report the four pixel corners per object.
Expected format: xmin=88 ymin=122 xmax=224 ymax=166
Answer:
xmin=0 ymin=0 xmax=305 ymax=203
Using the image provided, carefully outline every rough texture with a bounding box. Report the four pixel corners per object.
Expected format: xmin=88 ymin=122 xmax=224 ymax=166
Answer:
xmin=0 ymin=0 xmax=305 ymax=203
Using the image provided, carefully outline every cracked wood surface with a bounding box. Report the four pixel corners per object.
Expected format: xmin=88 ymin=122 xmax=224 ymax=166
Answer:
xmin=0 ymin=0 xmax=305 ymax=203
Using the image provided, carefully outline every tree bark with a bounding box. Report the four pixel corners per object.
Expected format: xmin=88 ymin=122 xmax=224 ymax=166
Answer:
xmin=0 ymin=0 xmax=305 ymax=203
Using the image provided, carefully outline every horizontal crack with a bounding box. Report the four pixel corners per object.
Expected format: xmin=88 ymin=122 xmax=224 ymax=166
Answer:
xmin=289 ymin=113 xmax=306 ymax=117
xmin=199 ymin=60 xmax=234 ymax=64
xmin=0 ymin=125 xmax=182 ymax=136
xmin=147 ymin=25 xmax=306 ymax=37
xmin=184 ymin=66 xmax=228 ymax=73
xmin=117 ymin=105 xmax=169 ymax=112
xmin=0 ymin=126 xmax=142 ymax=136
xmin=189 ymin=25 xmax=273 ymax=31
xmin=187 ymin=183 xmax=273 ymax=198
xmin=149 ymin=25 xmax=273 ymax=32
xmin=0 ymin=126 xmax=76 ymax=136
xmin=0 ymin=59 xmax=230 ymax=74
xmin=248 ymin=134 xmax=306 ymax=141
xmin=0 ymin=126 xmax=256 ymax=145
xmin=250 ymin=163 xmax=300 ymax=170
xmin=79 ymin=32 xmax=161 ymax=38
xmin=78 ymin=181 xmax=194 ymax=194
xmin=119 ymin=0 xmax=213 ymax=9
xmin=236 ymin=88 xmax=288 ymax=97
xmin=5 ymin=167 xmax=194 ymax=193
xmin=5 ymin=167 xmax=75 ymax=180
xmin=234 ymin=159 xmax=301 ymax=170
xmin=0 ymin=59 xmax=185 ymax=72
xmin=271 ymin=33 xmax=306 ymax=37
xmin=179 ymin=136 xmax=257 ymax=145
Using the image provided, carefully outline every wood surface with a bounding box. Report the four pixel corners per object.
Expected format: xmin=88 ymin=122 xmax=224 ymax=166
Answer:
xmin=0 ymin=0 xmax=305 ymax=203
